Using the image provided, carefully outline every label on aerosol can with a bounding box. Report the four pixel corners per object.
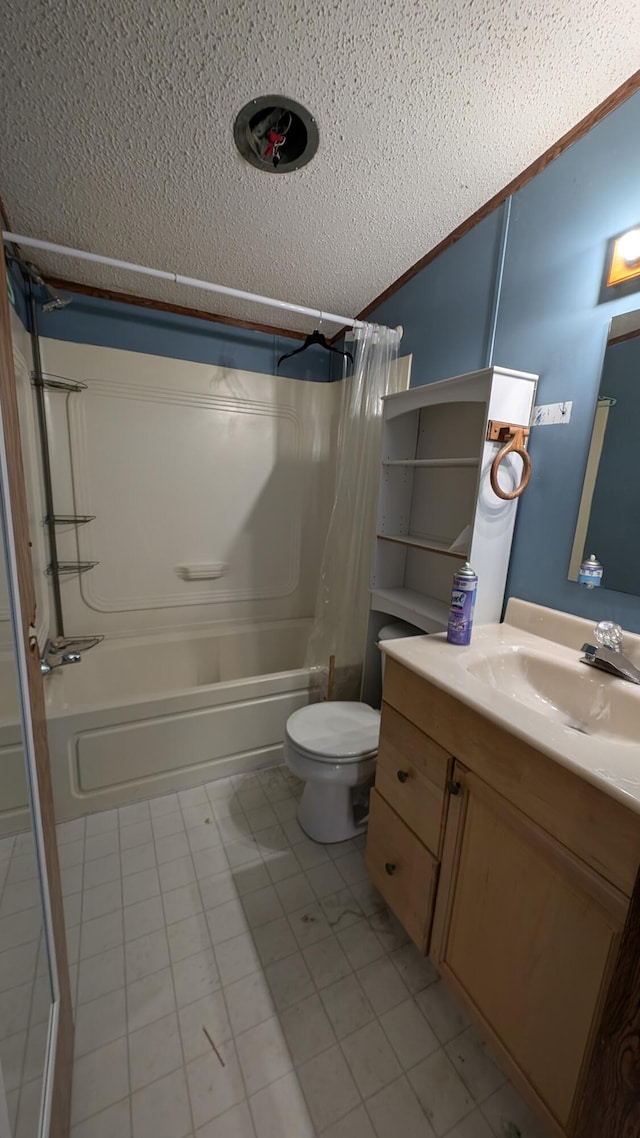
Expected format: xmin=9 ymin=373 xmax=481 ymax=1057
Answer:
xmin=447 ymin=562 xmax=478 ymax=646
xmin=578 ymin=554 xmax=603 ymax=589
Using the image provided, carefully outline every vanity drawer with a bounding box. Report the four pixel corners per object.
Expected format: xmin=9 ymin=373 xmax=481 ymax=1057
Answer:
xmin=376 ymin=703 xmax=452 ymax=856
xmin=384 ymin=656 xmax=435 ymax=730
xmin=365 ymin=788 xmax=439 ymax=952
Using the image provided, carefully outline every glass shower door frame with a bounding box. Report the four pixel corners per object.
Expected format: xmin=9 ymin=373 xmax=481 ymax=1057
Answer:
xmin=0 ymin=376 xmax=59 ymax=1136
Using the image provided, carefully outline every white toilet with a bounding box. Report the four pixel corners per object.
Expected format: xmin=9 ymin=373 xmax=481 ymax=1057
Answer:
xmin=284 ymin=701 xmax=380 ymax=844
xmin=284 ymin=622 xmax=420 ymax=843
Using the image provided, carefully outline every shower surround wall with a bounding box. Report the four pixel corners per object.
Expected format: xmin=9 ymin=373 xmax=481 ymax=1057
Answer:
xmin=4 ymin=294 xmax=340 ymax=820
xmin=38 ymin=335 xmax=339 ymax=817
xmin=40 ymin=336 xmax=339 ymax=639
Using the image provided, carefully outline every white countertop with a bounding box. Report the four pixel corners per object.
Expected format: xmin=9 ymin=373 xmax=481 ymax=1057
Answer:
xmin=381 ymin=598 xmax=640 ymax=815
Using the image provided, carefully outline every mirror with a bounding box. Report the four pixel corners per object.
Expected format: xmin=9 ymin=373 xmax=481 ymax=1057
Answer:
xmin=569 ymin=308 xmax=640 ymax=595
xmin=0 ymin=318 xmax=54 ymax=1132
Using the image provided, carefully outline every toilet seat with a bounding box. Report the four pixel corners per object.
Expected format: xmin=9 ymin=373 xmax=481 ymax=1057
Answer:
xmin=286 ymin=701 xmax=380 ymax=764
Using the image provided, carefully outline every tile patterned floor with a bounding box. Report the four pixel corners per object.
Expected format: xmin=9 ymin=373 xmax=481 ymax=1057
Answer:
xmin=0 ymin=829 xmax=51 ymax=1138
xmin=58 ymin=767 xmax=552 ymax=1138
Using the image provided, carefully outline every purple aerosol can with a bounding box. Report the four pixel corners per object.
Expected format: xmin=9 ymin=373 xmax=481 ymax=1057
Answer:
xmin=446 ymin=562 xmax=478 ymax=646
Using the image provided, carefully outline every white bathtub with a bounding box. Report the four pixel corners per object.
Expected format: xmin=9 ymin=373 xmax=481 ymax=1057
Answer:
xmin=44 ymin=620 xmax=312 ymax=820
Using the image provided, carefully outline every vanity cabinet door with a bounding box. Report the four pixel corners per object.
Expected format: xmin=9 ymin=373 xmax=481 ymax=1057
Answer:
xmin=431 ymin=767 xmax=627 ymax=1136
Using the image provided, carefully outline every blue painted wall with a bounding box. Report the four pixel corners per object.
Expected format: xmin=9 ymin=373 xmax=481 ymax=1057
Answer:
xmin=370 ymin=88 xmax=640 ymax=630
xmin=29 ymin=287 xmax=331 ymax=382
xmin=584 ymin=337 xmax=640 ymax=595
xmin=5 ymin=258 xmax=29 ymax=328
xmin=372 ymin=208 xmax=505 ymax=384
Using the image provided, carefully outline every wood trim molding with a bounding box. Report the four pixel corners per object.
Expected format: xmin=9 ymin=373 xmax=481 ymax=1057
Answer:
xmin=44 ymin=276 xmax=307 ymax=341
xmin=608 ymin=326 xmax=640 ymax=346
xmin=358 ymin=69 xmax=640 ymax=322
xmin=573 ymin=863 xmax=640 ymax=1137
xmin=0 ymin=243 xmax=73 ymax=1136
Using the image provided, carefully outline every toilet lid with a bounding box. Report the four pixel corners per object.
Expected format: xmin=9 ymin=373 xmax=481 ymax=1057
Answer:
xmin=287 ymin=702 xmax=380 ymax=763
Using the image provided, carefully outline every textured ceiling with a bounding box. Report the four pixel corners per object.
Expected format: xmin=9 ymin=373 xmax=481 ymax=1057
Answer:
xmin=1 ymin=0 xmax=638 ymax=333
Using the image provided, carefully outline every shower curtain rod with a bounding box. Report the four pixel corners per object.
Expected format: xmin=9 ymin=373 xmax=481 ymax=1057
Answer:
xmin=2 ymin=231 xmax=366 ymax=330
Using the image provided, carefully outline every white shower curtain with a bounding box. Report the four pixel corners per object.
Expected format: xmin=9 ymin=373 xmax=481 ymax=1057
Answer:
xmin=307 ymin=322 xmax=403 ymax=700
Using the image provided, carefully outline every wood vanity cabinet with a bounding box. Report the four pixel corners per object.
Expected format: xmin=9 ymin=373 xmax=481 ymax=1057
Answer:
xmin=433 ymin=766 xmax=626 ymax=1134
xmin=365 ymin=657 xmax=640 ymax=1138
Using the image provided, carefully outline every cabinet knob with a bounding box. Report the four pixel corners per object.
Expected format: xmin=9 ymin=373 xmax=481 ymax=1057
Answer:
xmin=396 ymin=770 xmax=409 ymax=784
xmin=447 ymin=780 xmax=462 ymax=796
xmin=384 ymin=862 xmax=396 ymax=876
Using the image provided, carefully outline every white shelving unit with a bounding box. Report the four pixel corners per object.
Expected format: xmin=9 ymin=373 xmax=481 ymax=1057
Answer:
xmin=363 ymin=365 xmax=538 ymax=704
xmin=369 ymin=587 xmax=450 ymax=630
xmin=382 ymin=458 xmax=479 ymax=469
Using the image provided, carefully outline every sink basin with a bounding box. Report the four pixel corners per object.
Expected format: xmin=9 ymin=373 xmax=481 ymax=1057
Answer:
xmin=380 ymin=600 xmax=640 ymax=812
xmin=467 ymin=645 xmax=640 ymax=744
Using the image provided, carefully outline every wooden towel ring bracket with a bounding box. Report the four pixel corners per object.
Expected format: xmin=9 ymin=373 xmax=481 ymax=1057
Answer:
xmin=486 ymin=420 xmax=531 ymax=501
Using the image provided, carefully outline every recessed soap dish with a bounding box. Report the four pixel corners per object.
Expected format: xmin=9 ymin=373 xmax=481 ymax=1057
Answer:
xmin=175 ymin=563 xmax=228 ymax=581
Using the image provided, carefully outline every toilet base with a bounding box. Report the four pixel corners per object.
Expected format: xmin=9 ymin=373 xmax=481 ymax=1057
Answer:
xmin=297 ymin=780 xmax=366 ymax=844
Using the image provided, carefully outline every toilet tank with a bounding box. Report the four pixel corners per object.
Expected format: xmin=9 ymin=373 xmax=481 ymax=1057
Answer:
xmin=378 ymin=621 xmax=423 ymax=679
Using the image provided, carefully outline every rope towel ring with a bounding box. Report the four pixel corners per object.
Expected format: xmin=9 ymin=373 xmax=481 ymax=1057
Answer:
xmin=490 ymin=426 xmax=531 ymax=501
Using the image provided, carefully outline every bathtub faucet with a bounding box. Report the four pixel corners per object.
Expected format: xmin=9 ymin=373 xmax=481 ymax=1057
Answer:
xmin=39 ymin=634 xmax=104 ymax=675
xmin=40 ymin=638 xmax=83 ymax=675
xmin=40 ymin=653 xmax=80 ymax=675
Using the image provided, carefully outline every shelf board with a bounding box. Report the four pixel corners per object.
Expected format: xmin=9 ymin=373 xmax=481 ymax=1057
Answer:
xmin=382 ymin=458 xmax=479 ymax=468
xmin=377 ymin=533 xmax=468 ymax=559
xmin=34 ymin=373 xmax=88 ymax=393
xmin=46 ymin=561 xmax=99 ymax=576
xmin=44 ymin=515 xmax=96 ymax=526
xmin=371 ymin=587 xmax=449 ymax=633
xmin=48 ymin=635 xmax=104 ymax=651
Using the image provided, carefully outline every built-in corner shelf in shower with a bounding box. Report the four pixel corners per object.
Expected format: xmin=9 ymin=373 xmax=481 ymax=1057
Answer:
xmin=33 ymin=373 xmax=88 ymax=393
xmin=46 ymin=561 xmax=99 ymax=576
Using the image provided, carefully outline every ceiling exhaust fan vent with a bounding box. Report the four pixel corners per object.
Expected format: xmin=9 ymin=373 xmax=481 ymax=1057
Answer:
xmin=234 ymin=96 xmax=318 ymax=174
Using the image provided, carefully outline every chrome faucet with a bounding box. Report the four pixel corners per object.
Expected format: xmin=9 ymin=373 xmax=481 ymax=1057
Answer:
xmin=40 ymin=638 xmax=83 ymax=675
xmin=580 ymin=621 xmax=640 ymax=685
